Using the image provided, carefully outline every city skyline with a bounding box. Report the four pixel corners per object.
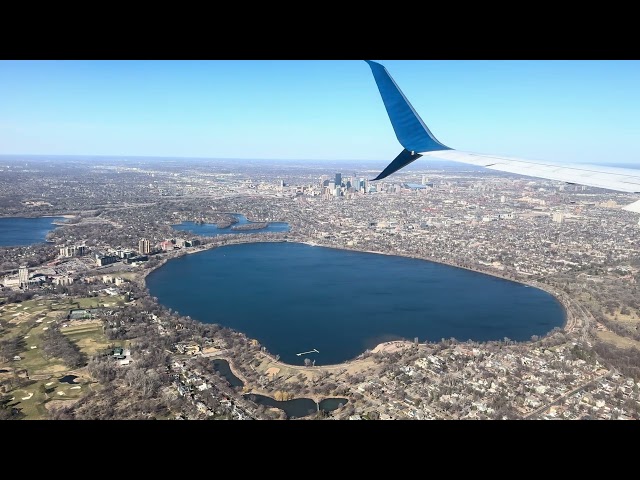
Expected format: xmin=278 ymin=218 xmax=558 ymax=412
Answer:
xmin=1 ymin=60 xmax=640 ymax=165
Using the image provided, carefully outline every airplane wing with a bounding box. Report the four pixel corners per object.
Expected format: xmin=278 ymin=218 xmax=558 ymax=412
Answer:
xmin=365 ymin=60 xmax=640 ymax=212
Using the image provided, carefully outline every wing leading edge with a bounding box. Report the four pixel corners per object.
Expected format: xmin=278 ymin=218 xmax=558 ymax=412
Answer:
xmin=365 ymin=60 xmax=640 ymax=199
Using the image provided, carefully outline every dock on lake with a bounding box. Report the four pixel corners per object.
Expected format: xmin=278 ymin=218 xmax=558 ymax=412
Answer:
xmin=296 ymin=349 xmax=319 ymax=356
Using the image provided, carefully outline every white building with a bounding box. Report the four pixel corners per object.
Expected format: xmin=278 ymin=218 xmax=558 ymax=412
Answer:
xmin=58 ymin=245 xmax=86 ymax=257
xmin=18 ymin=266 xmax=29 ymax=288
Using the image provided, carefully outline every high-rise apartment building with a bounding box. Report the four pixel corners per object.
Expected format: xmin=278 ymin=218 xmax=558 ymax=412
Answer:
xmin=139 ymin=238 xmax=151 ymax=255
xmin=18 ymin=265 xmax=29 ymax=288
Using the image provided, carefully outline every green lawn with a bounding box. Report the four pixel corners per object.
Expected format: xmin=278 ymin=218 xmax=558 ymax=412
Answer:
xmin=10 ymin=316 xmax=68 ymax=374
xmin=42 ymin=295 xmax=126 ymax=312
xmin=8 ymin=376 xmax=89 ymax=419
xmin=1 ymin=297 xmax=119 ymax=419
xmin=74 ymin=296 xmax=126 ymax=309
xmin=62 ymin=322 xmax=116 ymax=356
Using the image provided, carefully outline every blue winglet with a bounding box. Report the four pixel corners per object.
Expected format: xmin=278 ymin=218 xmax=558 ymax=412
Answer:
xmin=371 ymin=149 xmax=423 ymax=181
xmin=365 ymin=60 xmax=450 ymax=155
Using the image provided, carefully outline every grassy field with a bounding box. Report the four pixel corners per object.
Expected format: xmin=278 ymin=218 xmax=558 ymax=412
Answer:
xmin=605 ymin=308 xmax=640 ymax=326
xmin=7 ymin=377 xmax=90 ymax=419
xmin=69 ymin=295 xmax=126 ymax=309
xmin=249 ymin=350 xmax=376 ymax=385
xmin=0 ymin=296 xmax=126 ymax=321
xmin=252 ymin=356 xmax=314 ymax=384
xmin=1 ymin=297 xmax=117 ymax=419
xmin=596 ymin=331 xmax=640 ymax=350
xmin=62 ymin=321 xmax=119 ymax=356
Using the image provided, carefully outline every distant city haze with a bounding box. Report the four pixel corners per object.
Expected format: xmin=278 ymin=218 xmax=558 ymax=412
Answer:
xmin=1 ymin=60 xmax=639 ymax=165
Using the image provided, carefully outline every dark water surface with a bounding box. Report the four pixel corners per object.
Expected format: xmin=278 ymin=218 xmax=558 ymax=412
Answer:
xmin=172 ymin=214 xmax=289 ymax=237
xmin=59 ymin=375 xmax=78 ymax=384
xmin=146 ymin=242 xmax=565 ymax=365
xmin=212 ymin=359 xmax=244 ymax=387
xmin=212 ymin=359 xmax=347 ymax=418
xmin=0 ymin=217 xmax=64 ymax=246
xmin=243 ymin=393 xmax=348 ymax=418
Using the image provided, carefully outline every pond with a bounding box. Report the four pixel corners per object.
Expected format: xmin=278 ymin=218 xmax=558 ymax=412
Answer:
xmin=244 ymin=393 xmax=348 ymax=419
xmin=58 ymin=375 xmax=79 ymax=384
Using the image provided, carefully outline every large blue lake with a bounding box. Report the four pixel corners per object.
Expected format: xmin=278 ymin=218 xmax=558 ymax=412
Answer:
xmin=172 ymin=214 xmax=289 ymax=237
xmin=0 ymin=217 xmax=64 ymax=247
xmin=146 ymin=242 xmax=565 ymax=366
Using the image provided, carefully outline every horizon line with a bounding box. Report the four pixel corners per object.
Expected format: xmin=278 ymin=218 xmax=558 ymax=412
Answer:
xmin=0 ymin=153 xmax=638 ymax=167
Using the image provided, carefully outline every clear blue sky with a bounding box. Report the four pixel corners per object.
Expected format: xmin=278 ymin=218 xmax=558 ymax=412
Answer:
xmin=1 ymin=60 xmax=639 ymax=165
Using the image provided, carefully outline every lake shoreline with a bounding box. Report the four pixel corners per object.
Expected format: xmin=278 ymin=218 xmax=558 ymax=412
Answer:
xmin=296 ymin=240 xmax=571 ymax=332
xmin=146 ymin=237 xmax=568 ymax=368
xmin=0 ymin=215 xmax=70 ymax=247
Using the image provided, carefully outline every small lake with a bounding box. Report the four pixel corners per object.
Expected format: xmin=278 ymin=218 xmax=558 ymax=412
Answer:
xmin=59 ymin=375 xmax=78 ymax=384
xmin=212 ymin=359 xmax=348 ymax=418
xmin=212 ymin=359 xmax=244 ymax=387
xmin=244 ymin=393 xmax=348 ymax=419
xmin=0 ymin=217 xmax=65 ymax=247
xmin=172 ymin=214 xmax=289 ymax=237
xmin=146 ymin=242 xmax=566 ymax=365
